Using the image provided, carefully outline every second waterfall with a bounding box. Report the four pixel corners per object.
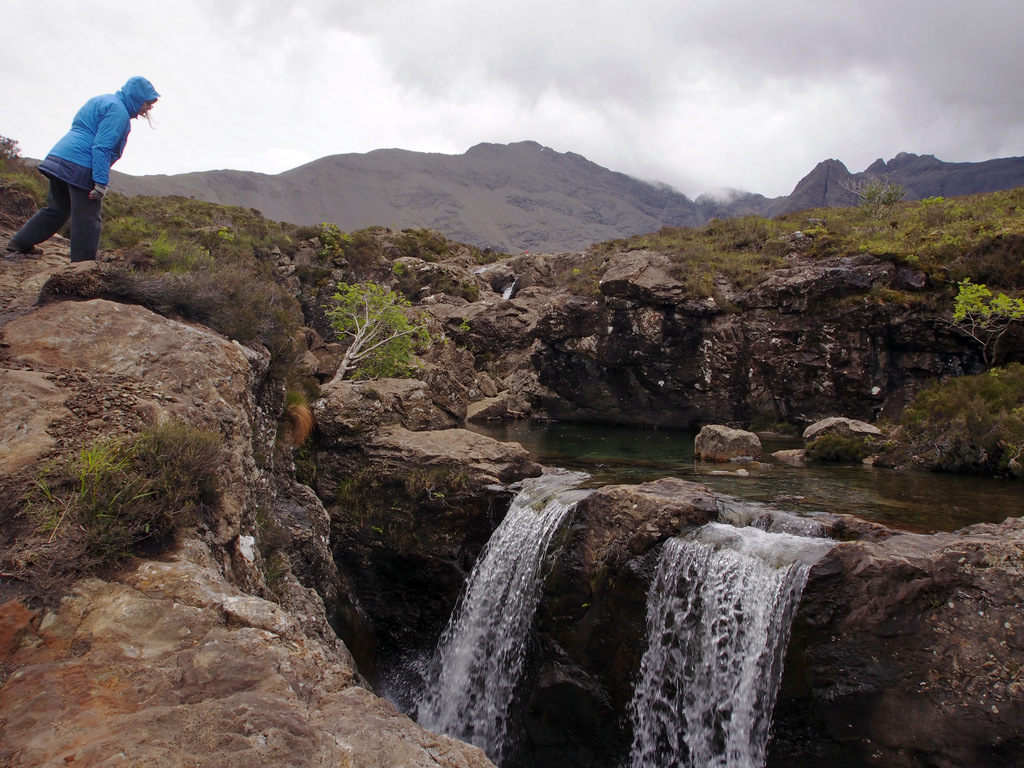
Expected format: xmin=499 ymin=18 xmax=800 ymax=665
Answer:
xmin=625 ymin=522 xmax=834 ymax=768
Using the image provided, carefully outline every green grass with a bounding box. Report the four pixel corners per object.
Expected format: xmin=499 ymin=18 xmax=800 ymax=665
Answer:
xmin=27 ymin=421 xmax=223 ymax=565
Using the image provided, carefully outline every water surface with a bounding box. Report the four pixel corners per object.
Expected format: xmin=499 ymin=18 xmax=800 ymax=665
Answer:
xmin=469 ymin=421 xmax=1021 ymax=532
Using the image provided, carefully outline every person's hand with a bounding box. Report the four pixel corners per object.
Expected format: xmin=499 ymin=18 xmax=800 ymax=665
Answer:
xmin=89 ymin=184 xmax=108 ymax=201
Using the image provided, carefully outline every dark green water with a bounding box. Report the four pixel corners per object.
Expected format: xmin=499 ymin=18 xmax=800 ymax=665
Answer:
xmin=468 ymin=421 xmax=1023 ymax=533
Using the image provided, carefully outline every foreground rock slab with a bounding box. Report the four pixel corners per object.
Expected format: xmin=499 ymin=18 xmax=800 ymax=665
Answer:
xmin=0 ymin=540 xmax=494 ymax=768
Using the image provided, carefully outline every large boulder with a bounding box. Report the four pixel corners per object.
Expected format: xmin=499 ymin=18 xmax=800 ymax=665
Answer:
xmin=694 ymin=424 xmax=763 ymax=462
xmin=310 ymin=426 xmax=544 ymax=682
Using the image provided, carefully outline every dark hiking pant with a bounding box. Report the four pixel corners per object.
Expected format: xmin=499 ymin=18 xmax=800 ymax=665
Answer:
xmin=8 ymin=176 xmax=102 ymax=262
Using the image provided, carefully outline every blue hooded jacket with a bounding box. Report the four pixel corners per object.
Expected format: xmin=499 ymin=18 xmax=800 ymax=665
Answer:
xmin=38 ymin=76 xmax=160 ymax=189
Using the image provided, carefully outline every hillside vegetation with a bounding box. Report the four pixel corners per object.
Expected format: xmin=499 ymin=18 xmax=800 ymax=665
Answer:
xmin=586 ymin=188 xmax=1024 ymax=298
xmin=2 ymin=149 xmax=1022 ymax=476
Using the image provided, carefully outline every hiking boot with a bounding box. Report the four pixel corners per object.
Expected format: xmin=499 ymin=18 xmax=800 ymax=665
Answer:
xmin=4 ymin=243 xmax=42 ymax=256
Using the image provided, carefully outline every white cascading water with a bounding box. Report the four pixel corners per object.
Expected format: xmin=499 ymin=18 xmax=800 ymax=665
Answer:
xmin=418 ymin=471 xmax=591 ymax=765
xmin=626 ymin=522 xmax=833 ymax=768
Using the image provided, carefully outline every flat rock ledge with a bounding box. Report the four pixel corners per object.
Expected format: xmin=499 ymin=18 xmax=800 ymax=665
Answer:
xmin=0 ymin=538 xmax=495 ymax=768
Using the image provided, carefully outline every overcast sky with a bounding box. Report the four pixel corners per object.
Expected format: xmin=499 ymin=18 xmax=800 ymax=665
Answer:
xmin=3 ymin=0 xmax=1021 ymax=198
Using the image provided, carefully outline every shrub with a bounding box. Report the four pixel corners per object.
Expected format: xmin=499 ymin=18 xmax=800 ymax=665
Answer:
xmin=101 ymin=263 xmax=302 ymax=372
xmin=893 ymin=364 xmax=1024 ymax=476
xmin=838 ymin=176 xmax=907 ymax=219
xmin=949 ymin=278 xmax=1024 ymax=367
xmin=805 ymin=434 xmax=872 ymax=463
xmin=325 ymin=282 xmax=430 ymax=382
xmin=0 ymin=135 xmax=26 ymax=177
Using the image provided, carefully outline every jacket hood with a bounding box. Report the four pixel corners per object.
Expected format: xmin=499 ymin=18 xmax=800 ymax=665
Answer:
xmin=117 ymin=76 xmax=161 ymax=118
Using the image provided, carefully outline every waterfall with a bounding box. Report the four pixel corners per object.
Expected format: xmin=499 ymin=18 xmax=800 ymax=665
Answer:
xmin=626 ymin=523 xmax=833 ymax=768
xmin=502 ymin=278 xmax=517 ymax=300
xmin=418 ymin=471 xmax=591 ymax=764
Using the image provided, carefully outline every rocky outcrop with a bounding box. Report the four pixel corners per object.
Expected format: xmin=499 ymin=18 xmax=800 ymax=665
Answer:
xmin=771 ymin=517 xmax=1024 ymax=768
xmin=0 ymin=250 xmax=498 ymax=767
xmin=309 ymin=424 xmax=544 ymax=682
xmin=524 ymin=479 xmax=720 ymax=766
xmin=528 ymin=250 xmax=976 ymax=428
xmin=1 ymin=295 xmax=267 ymax=565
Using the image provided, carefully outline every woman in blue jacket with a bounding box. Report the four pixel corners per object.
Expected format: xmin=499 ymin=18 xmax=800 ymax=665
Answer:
xmin=5 ymin=76 xmax=160 ymax=262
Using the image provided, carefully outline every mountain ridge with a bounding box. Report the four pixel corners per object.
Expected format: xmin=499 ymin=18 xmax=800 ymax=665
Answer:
xmin=109 ymin=142 xmax=1024 ymax=252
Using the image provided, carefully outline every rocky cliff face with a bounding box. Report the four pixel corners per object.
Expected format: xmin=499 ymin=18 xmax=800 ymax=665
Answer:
xmin=0 ymin=237 xmax=497 ymax=767
xmin=424 ymin=246 xmax=981 ymax=430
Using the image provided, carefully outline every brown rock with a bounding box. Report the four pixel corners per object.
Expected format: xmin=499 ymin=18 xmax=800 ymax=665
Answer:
xmin=315 ymin=379 xmax=460 ymax=441
xmin=0 ymin=369 xmax=71 ymax=475
xmin=771 ymin=448 xmax=807 ymax=466
xmin=802 ymin=415 xmax=883 ymax=441
xmin=525 ymin=478 xmax=720 ymax=762
xmin=772 ymin=517 xmax=1024 ymax=767
xmin=466 ymin=392 xmax=530 ymax=421
xmin=366 ymin=425 xmax=542 ymax=485
xmin=0 ymin=540 xmax=494 ymax=768
xmin=1 ymin=298 xmax=265 ymax=551
xmin=569 ymin=477 xmax=719 ymax=569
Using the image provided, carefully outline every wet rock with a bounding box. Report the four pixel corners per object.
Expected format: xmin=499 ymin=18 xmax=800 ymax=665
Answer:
xmin=527 ymin=478 xmax=720 ymax=766
xmin=771 ymin=517 xmax=1024 ymax=768
xmin=311 ymin=426 xmax=543 ymax=681
xmin=772 ymin=448 xmax=807 ymax=466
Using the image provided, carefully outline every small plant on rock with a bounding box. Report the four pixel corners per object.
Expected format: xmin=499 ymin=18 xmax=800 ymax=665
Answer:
xmin=27 ymin=421 xmax=223 ymax=566
xmin=950 ymin=278 xmax=1024 ymax=367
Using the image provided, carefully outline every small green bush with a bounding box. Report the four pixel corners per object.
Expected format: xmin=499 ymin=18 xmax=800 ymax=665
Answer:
xmin=805 ymin=434 xmax=872 ymax=463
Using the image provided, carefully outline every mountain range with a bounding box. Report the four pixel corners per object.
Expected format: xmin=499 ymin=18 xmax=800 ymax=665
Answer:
xmin=110 ymin=141 xmax=1024 ymax=253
